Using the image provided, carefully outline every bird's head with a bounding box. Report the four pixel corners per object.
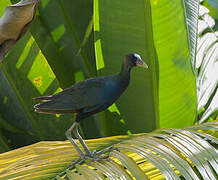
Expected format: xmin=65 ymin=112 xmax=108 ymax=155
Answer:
xmin=123 ymin=53 xmax=148 ymax=71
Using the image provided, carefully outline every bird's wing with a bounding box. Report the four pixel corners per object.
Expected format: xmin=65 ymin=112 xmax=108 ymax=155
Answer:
xmin=34 ymin=77 xmax=109 ymax=113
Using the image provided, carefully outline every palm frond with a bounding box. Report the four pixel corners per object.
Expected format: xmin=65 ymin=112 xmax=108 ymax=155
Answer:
xmin=0 ymin=122 xmax=217 ymax=179
xmin=196 ymin=2 xmax=218 ymax=123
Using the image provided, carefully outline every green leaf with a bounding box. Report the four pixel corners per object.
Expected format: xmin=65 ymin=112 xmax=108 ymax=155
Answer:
xmin=151 ymin=0 xmax=197 ymax=128
xmin=0 ymin=31 xmax=74 ymax=149
xmin=0 ymin=114 xmax=29 ymax=135
xmin=29 ymin=0 xmax=102 ymax=138
xmin=0 ymin=1 xmax=11 ymax=16
xmin=93 ymin=0 xmax=197 ymax=136
xmin=0 ymin=130 xmax=10 ymax=153
xmin=32 ymin=0 xmax=95 ymax=87
xmin=77 ymin=16 xmax=94 ymax=56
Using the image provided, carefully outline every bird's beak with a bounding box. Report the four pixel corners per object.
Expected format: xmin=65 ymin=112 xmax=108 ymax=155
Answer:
xmin=136 ymin=59 xmax=148 ymax=69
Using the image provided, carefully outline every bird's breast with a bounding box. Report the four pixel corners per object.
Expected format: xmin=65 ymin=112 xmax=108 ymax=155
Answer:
xmin=103 ymin=79 xmax=129 ymax=103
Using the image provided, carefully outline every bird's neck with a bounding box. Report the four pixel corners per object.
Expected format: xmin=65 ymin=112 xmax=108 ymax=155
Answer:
xmin=119 ymin=63 xmax=131 ymax=82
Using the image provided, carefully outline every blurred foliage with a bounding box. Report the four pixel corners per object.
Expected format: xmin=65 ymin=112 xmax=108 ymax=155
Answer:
xmin=0 ymin=0 xmax=101 ymax=153
xmin=0 ymin=0 xmax=217 ymax=155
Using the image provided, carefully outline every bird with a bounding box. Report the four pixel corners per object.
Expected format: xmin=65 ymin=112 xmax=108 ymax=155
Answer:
xmin=34 ymin=53 xmax=148 ymax=161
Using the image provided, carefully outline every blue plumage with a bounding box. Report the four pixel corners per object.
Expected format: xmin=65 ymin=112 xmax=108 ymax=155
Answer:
xmin=33 ymin=53 xmax=148 ymax=161
xmin=34 ymin=53 xmax=147 ymax=122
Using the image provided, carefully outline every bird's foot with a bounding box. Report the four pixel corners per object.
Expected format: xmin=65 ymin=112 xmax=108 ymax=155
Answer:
xmin=69 ymin=147 xmax=119 ymax=167
xmin=83 ymin=147 xmax=119 ymax=161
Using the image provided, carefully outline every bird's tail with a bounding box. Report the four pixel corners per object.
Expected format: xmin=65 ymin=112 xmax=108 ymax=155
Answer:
xmin=33 ymin=95 xmax=57 ymax=114
xmin=33 ymin=96 xmax=53 ymax=102
xmin=34 ymin=96 xmax=76 ymax=114
xmin=34 ymin=105 xmax=59 ymax=114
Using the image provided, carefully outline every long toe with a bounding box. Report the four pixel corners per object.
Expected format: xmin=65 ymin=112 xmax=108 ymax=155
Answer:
xmin=95 ymin=146 xmax=119 ymax=156
xmin=84 ymin=147 xmax=119 ymax=161
xmin=84 ymin=154 xmax=110 ymax=161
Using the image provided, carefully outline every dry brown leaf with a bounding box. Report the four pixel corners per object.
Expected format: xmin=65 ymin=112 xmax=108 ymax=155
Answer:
xmin=0 ymin=0 xmax=40 ymax=61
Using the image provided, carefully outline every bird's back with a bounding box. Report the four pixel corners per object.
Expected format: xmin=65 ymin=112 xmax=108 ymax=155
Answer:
xmin=34 ymin=74 xmax=129 ymax=115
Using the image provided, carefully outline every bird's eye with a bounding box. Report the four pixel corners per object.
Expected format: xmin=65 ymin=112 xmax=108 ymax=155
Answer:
xmin=133 ymin=59 xmax=137 ymax=66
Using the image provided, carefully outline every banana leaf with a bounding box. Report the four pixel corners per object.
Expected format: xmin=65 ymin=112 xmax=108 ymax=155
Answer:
xmin=0 ymin=0 xmax=100 ymax=153
xmin=0 ymin=31 xmax=75 ymax=150
xmin=29 ymin=0 xmax=101 ymax=138
xmin=93 ymin=0 xmax=198 ymax=137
